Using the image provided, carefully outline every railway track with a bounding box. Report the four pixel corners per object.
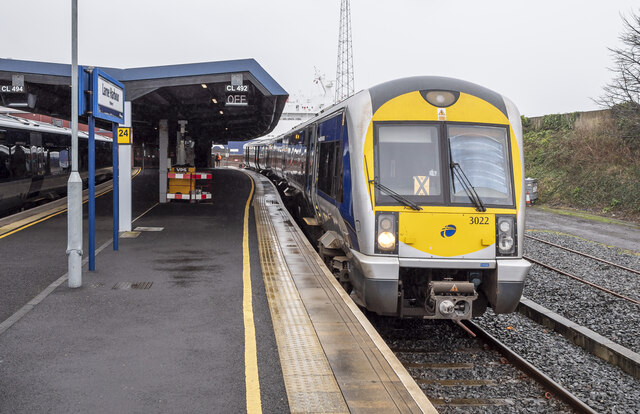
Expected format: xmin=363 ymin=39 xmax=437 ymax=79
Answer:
xmin=525 ymin=234 xmax=640 ymax=276
xmin=524 ymin=234 xmax=640 ymax=306
xmin=374 ymin=318 xmax=593 ymax=413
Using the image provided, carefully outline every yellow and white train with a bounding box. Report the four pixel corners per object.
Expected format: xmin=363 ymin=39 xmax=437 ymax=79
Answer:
xmin=245 ymin=76 xmax=531 ymax=319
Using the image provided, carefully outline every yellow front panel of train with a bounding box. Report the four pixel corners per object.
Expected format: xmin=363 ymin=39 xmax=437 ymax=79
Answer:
xmin=364 ymin=91 xmax=523 ymax=209
xmin=399 ymin=212 xmax=495 ymax=257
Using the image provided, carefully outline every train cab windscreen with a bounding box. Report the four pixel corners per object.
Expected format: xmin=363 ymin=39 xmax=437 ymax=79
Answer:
xmin=374 ymin=124 xmax=444 ymax=204
xmin=447 ymin=125 xmax=513 ymax=207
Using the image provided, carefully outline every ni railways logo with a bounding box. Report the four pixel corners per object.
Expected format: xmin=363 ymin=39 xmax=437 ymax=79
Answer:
xmin=441 ymin=224 xmax=457 ymax=238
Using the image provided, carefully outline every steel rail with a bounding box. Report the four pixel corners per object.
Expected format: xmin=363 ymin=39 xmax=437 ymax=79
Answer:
xmin=525 ymin=234 xmax=640 ymax=276
xmin=464 ymin=320 xmax=598 ymax=414
xmin=524 ymin=256 xmax=640 ymax=306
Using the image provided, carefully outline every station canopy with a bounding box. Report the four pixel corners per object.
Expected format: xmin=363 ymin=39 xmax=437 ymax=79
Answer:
xmin=0 ymin=58 xmax=288 ymax=145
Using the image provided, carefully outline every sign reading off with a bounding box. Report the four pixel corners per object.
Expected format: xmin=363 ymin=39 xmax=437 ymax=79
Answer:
xmin=226 ymin=94 xmax=248 ymax=106
xmin=226 ymin=73 xmax=248 ymax=107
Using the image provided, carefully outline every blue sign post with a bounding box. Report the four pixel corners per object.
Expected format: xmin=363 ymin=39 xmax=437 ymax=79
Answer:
xmin=79 ymin=67 xmax=125 ymax=269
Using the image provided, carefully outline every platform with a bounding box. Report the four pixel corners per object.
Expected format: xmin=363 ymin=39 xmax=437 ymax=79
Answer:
xmin=0 ymin=168 xmax=435 ymax=413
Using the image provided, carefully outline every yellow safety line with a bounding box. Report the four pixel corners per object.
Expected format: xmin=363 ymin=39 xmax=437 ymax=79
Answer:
xmin=0 ymin=209 xmax=67 ymax=240
xmin=0 ymin=167 xmax=142 ymax=240
xmin=242 ymin=176 xmax=262 ymax=414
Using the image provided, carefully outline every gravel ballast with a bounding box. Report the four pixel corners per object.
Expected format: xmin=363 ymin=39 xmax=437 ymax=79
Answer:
xmin=477 ymin=310 xmax=640 ymax=414
xmin=374 ymin=318 xmax=572 ymax=413
xmin=523 ymin=231 xmax=640 ymax=353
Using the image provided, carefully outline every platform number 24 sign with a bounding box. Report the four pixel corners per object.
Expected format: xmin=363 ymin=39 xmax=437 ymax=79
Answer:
xmin=117 ymin=127 xmax=132 ymax=145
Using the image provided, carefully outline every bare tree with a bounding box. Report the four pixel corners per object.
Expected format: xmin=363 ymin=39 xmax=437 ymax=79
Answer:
xmin=599 ymin=10 xmax=640 ymax=145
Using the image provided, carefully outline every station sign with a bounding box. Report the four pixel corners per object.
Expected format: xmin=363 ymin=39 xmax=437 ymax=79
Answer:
xmin=1 ymin=74 xmax=25 ymax=93
xmin=226 ymin=84 xmax=248 ymax=93
xmin=78 ymin=66 xmax=125 ymax=124
xmin=0 ymin=85 xmax=24 ymax=93
xmin=225 ymin=83 xmax=249 ymax=107
xmin=93 ymin=68 xmax=125 ymax=123
xmin=226 ymin=94 xmax=248 ymax=106
xmin=117 ymin=127 xmax=132 ymax=144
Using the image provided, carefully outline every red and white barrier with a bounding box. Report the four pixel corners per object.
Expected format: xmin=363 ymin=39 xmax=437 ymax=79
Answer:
xmin=167 ymin=172 xmax=212 ymax=180
xmin=167 ymin=192 xmax=212 ymax=200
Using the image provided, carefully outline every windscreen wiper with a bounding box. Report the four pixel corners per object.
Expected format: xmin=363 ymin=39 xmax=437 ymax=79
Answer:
xmin=450 ymin=162 xmax=486 ymax=212
xmin=369 ymin=178 xmax=422 ymax=211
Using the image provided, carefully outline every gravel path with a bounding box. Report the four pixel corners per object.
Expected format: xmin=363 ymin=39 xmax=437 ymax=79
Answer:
xmin=476 ymin=311 xmax=640 ymax=414
xmin=523 ymin=231 xmax=640 ymax=353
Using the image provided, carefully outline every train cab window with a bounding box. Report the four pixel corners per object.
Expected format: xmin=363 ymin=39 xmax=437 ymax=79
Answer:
xmin=375 ymin=124 xmax=443 ymax=204
xmin=447 ymin=125 xmax=513 ymax=206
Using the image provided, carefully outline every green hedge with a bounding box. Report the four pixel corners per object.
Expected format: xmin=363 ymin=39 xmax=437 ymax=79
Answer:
xmin=523 ymin=115 xmax=640 ymax=220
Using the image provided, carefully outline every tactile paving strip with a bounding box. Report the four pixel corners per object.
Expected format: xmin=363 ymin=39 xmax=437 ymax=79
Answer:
xmin=254 ymin=186 xmax=349 ymax=413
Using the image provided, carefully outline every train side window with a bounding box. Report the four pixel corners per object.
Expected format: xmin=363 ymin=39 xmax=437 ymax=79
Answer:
xmin=318 ymin=140 xmax=339 ymax=198
xmin=10 ymin=146 xmax=29 ymax=178
xmin=0 ymin=131 xmax=9 ymax=180
xmin=59 ymin=149 xmax=70 ymax=170
xmin=0 ymin=146 xmax=9 ymax=180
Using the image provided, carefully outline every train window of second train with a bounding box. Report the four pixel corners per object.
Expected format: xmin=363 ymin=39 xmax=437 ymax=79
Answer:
xmin=375 ymin=124 xmax=443 ymax=204
xmin=447 ymin=125 xmax=513 ymax=206
xmin=0 ymin=131 xmax=8 ymax=180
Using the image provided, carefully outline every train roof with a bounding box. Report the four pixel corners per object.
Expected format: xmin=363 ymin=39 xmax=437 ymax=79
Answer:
xmin=368 ymin=76 xmax=508 ymax=117
xmin=246 ymin=76 xmax=511 ymax=146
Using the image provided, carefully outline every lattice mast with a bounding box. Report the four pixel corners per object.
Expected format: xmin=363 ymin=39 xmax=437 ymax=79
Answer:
xmin=335 ymin=0 xmax=354 ymax=102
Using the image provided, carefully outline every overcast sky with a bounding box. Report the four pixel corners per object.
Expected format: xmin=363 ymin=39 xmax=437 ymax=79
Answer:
xmin=1 ymin=1 xmax=638 ymax=116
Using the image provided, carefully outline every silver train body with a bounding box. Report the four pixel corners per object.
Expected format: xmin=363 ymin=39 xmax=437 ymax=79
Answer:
xmin=245 ymin=77 xmax=531 ymax=319
xmin=0 ymin=114 xmax=112 ymax=217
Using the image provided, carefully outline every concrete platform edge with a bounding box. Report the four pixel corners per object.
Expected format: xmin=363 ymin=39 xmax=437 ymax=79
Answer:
xmin=519 ymin=296 xmax=640 ymax=379
xmin=247 ymin=170 xmax=437 ymax=414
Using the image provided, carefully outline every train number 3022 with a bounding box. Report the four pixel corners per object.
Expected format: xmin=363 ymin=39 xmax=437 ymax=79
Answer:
xmin=469 ymin=216 xmax=490 ymax=225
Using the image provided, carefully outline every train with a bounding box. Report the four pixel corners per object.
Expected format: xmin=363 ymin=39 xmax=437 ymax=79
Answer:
xmin=0 ymin=113 xmax=112 ymax=217
xmin=245 ymin=76 xmax=531 ymax=320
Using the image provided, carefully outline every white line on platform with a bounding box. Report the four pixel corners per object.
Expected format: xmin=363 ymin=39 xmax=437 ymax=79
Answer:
xmin=0 ymin=201 xmax=159 ymax=336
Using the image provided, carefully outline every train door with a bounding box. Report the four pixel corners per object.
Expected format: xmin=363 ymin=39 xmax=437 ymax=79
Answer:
xmin=305 ymin=123 xmax=321 ymax=220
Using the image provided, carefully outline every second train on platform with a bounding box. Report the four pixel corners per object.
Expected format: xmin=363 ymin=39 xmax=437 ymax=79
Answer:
xmin=245 ymin=76 xmax=531 ymax=320
xmin=0 ymin=114 xmax=112 ymax=218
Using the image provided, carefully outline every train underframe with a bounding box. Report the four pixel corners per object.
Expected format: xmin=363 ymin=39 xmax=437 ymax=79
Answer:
xmin=321 ymin=242 xmax=528 ymax=320
xmin=327 ymin=253 xmax=490 ymax=320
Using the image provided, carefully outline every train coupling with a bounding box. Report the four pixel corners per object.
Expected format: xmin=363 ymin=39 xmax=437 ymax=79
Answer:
xmin=426 ymin=281 xmax=478 ymax=320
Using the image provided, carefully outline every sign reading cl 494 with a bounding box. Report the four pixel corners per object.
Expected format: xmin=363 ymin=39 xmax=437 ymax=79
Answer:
xmin=1 ymin=85 xmax=25 ymax=93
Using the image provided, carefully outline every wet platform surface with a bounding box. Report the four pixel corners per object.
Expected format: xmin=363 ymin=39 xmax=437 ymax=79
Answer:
xmin=0 ymin=168 xmax=434 ymax=413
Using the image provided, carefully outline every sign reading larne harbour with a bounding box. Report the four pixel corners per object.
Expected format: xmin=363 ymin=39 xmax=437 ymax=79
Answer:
xmin=85 ymin=68 xmax=125 ymax=124
xmin=97 ymin=76 xmax=124 ymax=119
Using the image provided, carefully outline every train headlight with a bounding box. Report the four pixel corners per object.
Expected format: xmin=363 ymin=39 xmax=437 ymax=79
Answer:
xmin=379 ymin=217 xmax=393 ymax=231
xmin=378 ymin=232 xmax=396 ymax=249
xmin=421 ymin=90 xmax=460 ymax=107
xmin=499 ymin=220 xmax=511 ymax=233
xmin=496 ymin=215 xmax=517 ymax=256
xmin=375 ymin=212 xmax=398 ymax=254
